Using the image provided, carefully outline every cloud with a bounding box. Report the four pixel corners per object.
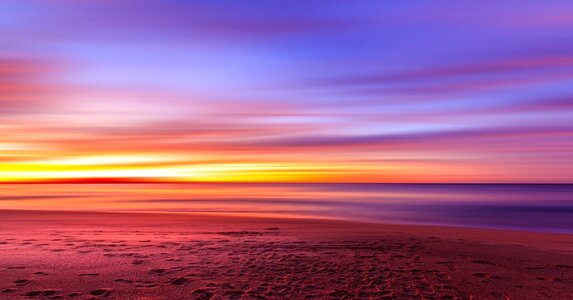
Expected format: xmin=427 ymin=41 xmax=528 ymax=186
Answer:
xmin=0 ymin=59 xmax=58 ymax=114
xmin=314 ymin=53 xmax=573 ymax=92
xmin=247 ymin=126 xmax=573 ymax=149
xmin=11 ymin=1 xmax=353 ymax=43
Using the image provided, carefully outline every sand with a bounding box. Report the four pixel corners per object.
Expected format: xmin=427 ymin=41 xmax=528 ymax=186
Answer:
xmin=1 ymin=210 xmax=572 ymax=299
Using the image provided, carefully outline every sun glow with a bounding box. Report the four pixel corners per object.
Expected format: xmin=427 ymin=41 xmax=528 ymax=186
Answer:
xmin=0 ymin=156 xmax=381 ymax=183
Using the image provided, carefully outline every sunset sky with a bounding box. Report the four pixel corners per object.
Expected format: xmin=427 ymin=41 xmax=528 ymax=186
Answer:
xmin=1 ymin=1 xmax=572 ymax=183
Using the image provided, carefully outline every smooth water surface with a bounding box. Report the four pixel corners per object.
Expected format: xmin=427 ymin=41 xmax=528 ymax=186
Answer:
xmin=1 ymin=183 xmax=572 ymax=233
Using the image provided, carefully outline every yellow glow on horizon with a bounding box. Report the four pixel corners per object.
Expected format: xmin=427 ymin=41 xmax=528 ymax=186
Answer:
xmin=0 ymin=150 xmax=486 ymax=183
xmin=0 ymin=165 xmax=181 ymax=180
xmin=177 ymin=163 xmax=328 ymax=182
xmin=0 ymin=159 xmax=362 ymax=182
xmin=0 ymin=153 xmax=183 ymax=180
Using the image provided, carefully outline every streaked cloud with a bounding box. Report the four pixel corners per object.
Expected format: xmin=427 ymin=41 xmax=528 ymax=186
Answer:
xmin=0 ymin=1 xmax=571 ymax=183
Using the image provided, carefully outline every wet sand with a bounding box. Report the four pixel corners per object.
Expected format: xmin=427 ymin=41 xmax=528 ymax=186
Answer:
xmin=1 ymin=210 xmax=572 ymax=299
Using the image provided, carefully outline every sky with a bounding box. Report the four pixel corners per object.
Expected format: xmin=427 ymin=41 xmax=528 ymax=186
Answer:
xmin=0 ymin=0 xmax=572 ymax=183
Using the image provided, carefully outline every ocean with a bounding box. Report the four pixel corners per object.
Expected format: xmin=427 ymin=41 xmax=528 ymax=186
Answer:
xmin=1 ymin=183 xmax=572 ymax=233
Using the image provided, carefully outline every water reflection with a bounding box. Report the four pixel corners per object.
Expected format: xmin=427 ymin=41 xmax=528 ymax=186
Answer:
xmin=1 ymin=183 xmax=572 ymax=232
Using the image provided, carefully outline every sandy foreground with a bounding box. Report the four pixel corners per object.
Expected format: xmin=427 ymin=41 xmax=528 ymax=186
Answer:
xmin=0 ymin=210 xmax=572 ymax=299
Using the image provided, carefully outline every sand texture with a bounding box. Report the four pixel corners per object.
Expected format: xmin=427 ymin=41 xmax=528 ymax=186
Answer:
xmin=1 ymin=210 xmax=573 ymax=299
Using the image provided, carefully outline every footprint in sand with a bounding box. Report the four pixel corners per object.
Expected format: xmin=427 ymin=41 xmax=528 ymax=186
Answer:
xmin=14 ymin=279 xmax=31 ymax=286
xmin=89 ymin=289 xmax=112 ymax=297
xmin=192 ymin=289 xmax=214 ymax=300
xmin=169 ymin=277 xmax=189 ymax=286
xmin=114 ymin=279 xmax=133 ymax=284
xmin=33 ymin=271 xmax=48 ymax=276
xmin=136 ymin=283 xmax=159 ymax=288
xmin=24 ymin=289 xmax=60 ymax=297
xmin=149 ymin=268 xmax=167 ymax=275
xmin=78 ymin=273 xmax=99 ymax=277
xmin=471 ymin=260 xmax=494 ymax=265
xmin=472 ymin=272 xmax=491 ymax=278
xmin=555 ymin=264 xmax=573 ymax=269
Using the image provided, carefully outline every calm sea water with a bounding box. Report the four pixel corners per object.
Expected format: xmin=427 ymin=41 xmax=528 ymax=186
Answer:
xmin=1 ymin=183 xmax=572 ymax=233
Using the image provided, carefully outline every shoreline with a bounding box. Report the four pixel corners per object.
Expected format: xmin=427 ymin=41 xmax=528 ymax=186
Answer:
xmin=2 ymin=209 xmax=573 ymax=252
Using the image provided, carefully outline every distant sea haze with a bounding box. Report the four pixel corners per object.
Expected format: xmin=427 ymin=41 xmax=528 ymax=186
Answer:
xmin=1 ymin=183 xmax=572 ymax=233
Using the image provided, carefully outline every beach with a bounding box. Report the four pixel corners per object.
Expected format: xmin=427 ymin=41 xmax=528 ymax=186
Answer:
xmin=1 ymin=210 xmax=572 ymax=299
xmin=2 ymin=1 xmax=572 ymax=299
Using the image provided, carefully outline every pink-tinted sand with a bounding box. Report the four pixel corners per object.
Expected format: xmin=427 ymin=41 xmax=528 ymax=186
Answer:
xmin=1 ymin=210 xmax=573 ymax=299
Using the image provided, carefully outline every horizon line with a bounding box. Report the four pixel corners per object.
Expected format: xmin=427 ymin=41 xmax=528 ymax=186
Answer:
xmin=0 ymin=178 xmax=571 ymax=185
